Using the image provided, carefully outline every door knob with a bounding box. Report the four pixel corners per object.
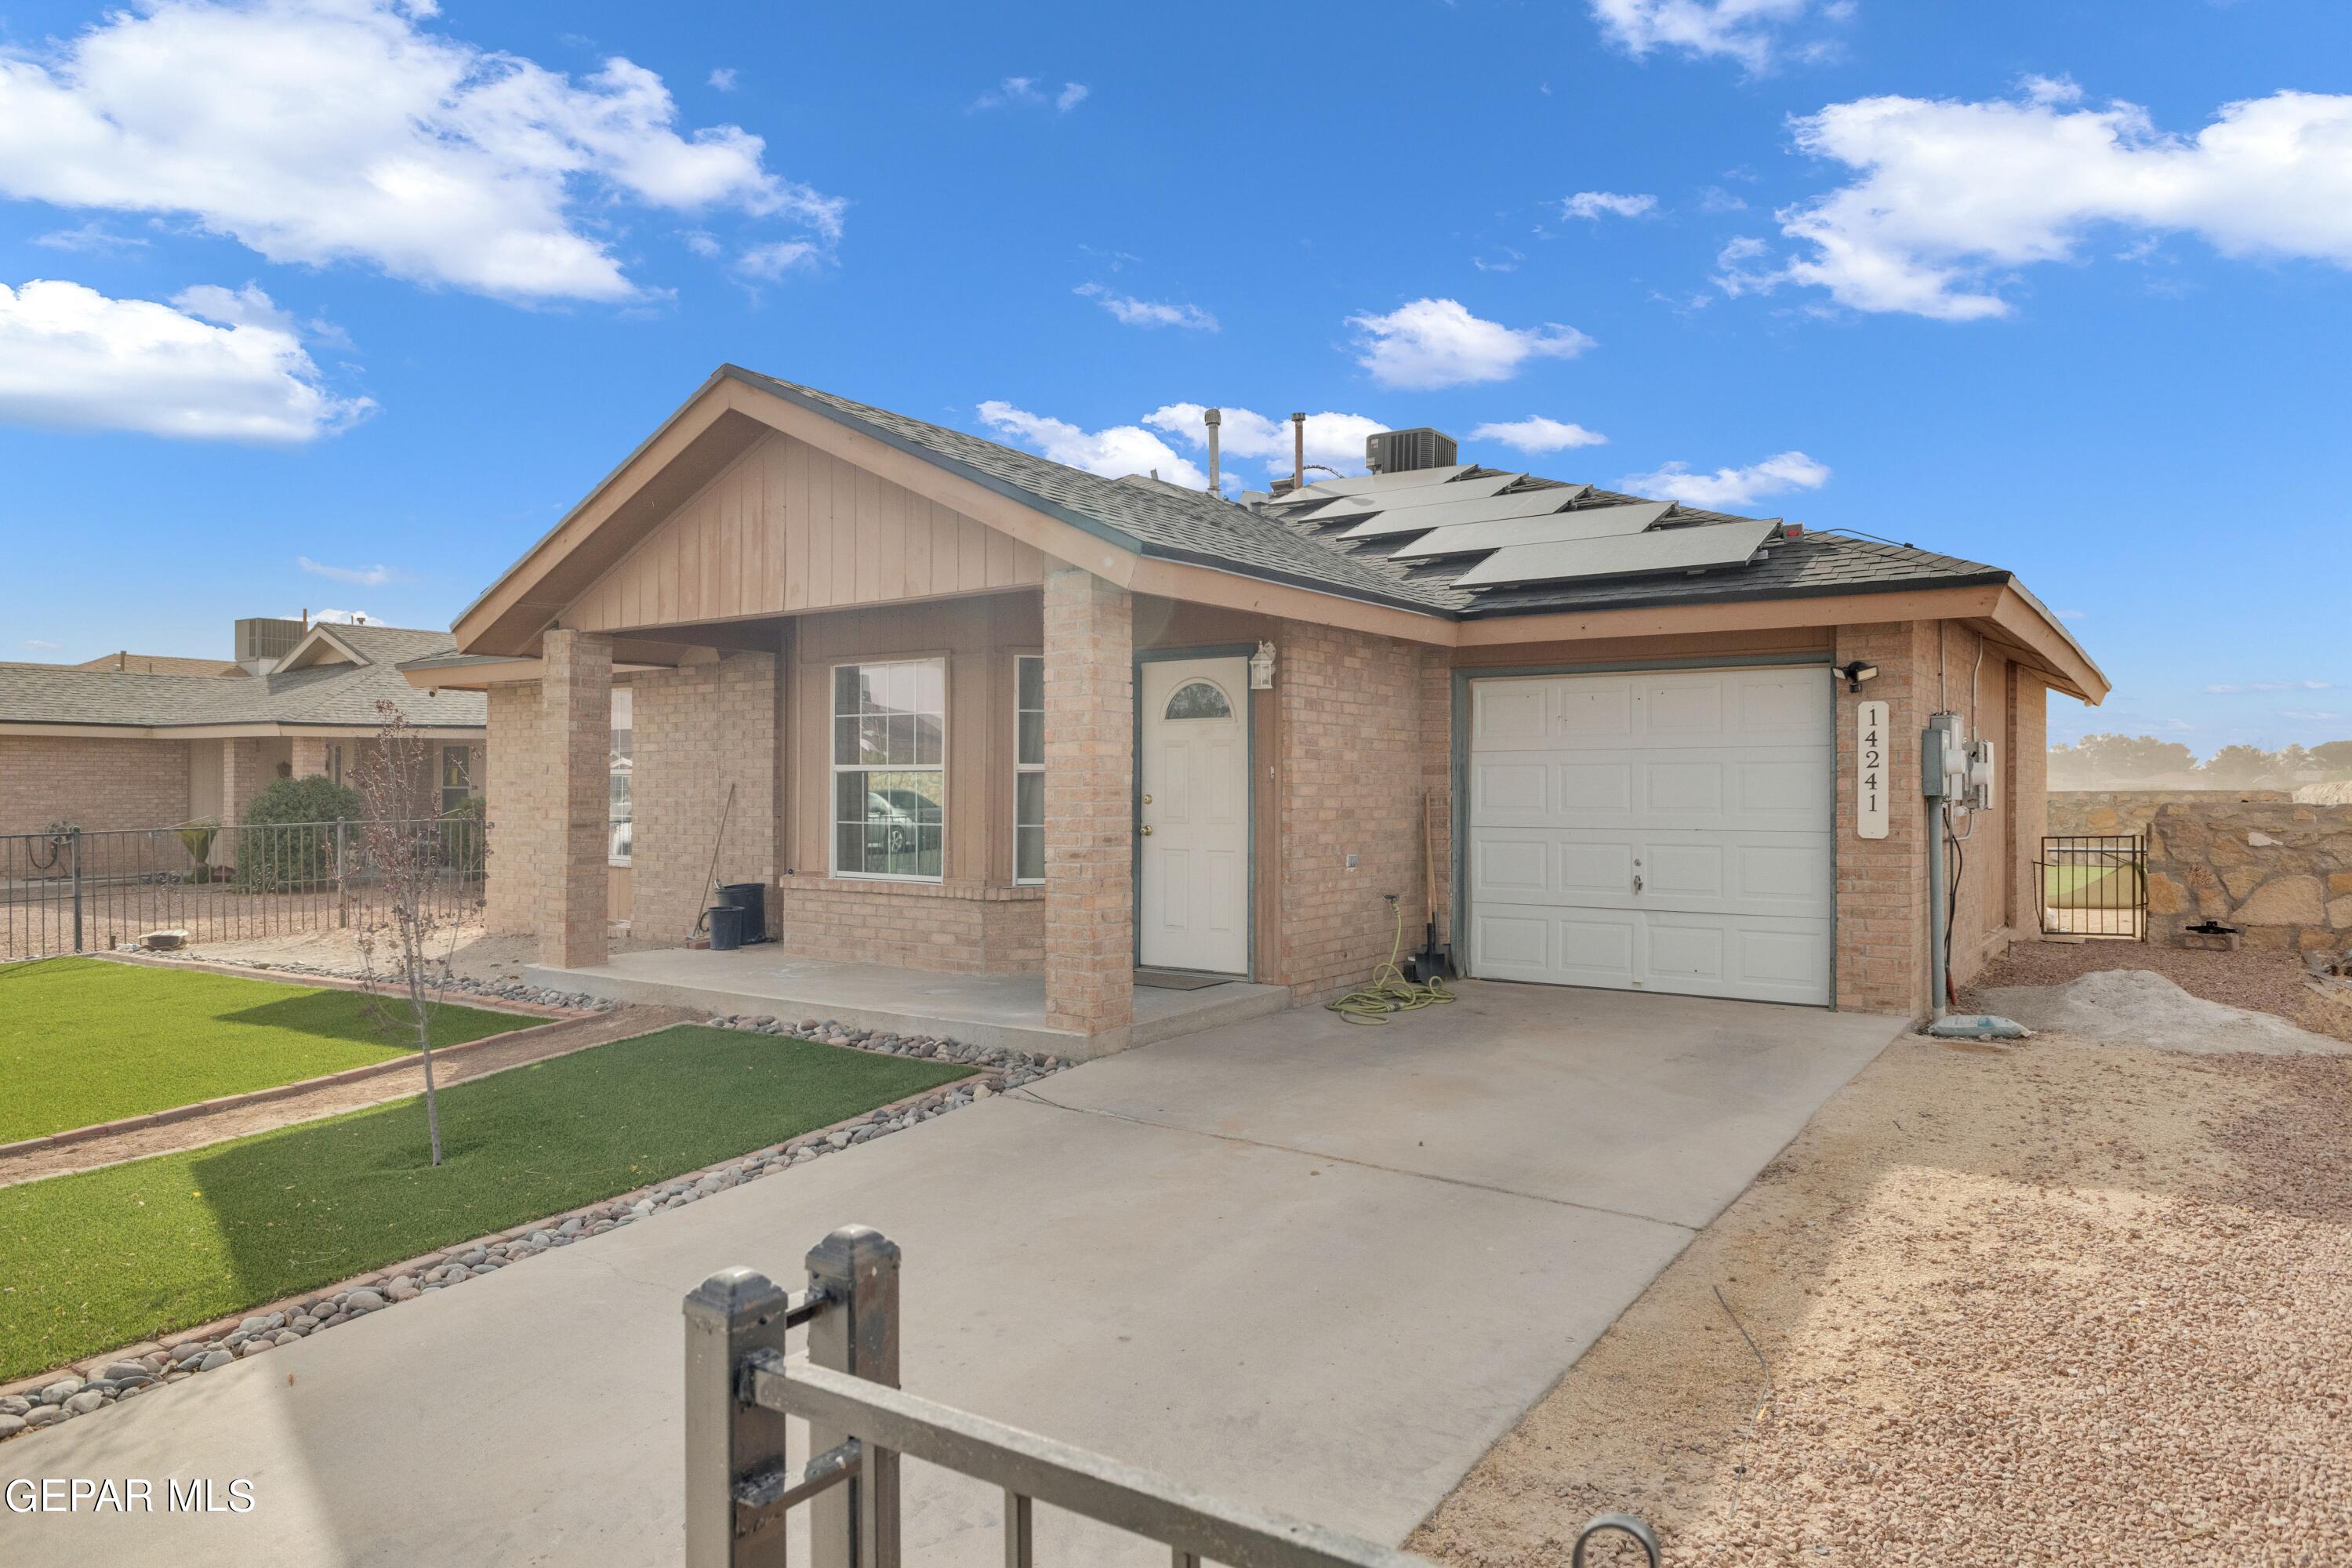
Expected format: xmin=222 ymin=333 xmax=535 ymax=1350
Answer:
xmin=1632 ymin=873 xmax=1642 ymax=893
xmin=1141 ymin=825 xmax=1154 ymax=836
xmin=1142 ymin=793 xmax=1152 ymax=804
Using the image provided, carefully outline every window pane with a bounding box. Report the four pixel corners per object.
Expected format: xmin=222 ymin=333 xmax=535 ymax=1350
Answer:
xmin=887 ymin=661 xmax=915 ymax=717
xmin=834 ymin=715 xmax=858 ymax=767
xmin=916 ymin=825 xmax=942 ymax=879
xmin=1016 ymin=711 xmax=1044 ymax=768
xmin=1016 ymin=771 xmax=1044 ymax=828
xmin=835 ymin=770 xmax=866 ymax=823
xmin=859 ymin=666 xmax=884 ymax=717
xmin=1017 ymin=655 xmax=1043 ymax=712
xmin=1163 ymin=681 xmax=1233 ymax=720
xmin=887 ymin=713 xmax=913 ymax=766
xmin=835 ymin=666 xmax=861 ymax=718
xmin=916 ymin=713 xmax=944 ymax=766
xmin=918 ymin=659 xmax=946 ymax=714
xmin=859 ymin=714 xmax=888 ymax=768
xmin=1015 ymin=825 xmax=1043 ymax=883
xmin=836 ymin=822 xmax=864 ymax=877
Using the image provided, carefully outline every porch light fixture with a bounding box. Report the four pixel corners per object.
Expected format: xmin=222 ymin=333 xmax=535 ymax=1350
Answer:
xmin=1250 ymin=641 xmax=1276 ymax=690
xmin=1838 ymin=660 xmax=1879 ymax=694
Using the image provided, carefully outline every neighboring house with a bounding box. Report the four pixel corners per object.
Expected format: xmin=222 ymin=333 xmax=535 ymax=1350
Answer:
xmin=412 ymin=365 xmax=2105 ymax=1039
xmin=0 ymin=619 xmax=488 ymax=848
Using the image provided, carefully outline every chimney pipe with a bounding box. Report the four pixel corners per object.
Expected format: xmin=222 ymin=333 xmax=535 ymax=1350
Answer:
xmin=1203 ymin=407 xmax=1221 ymax=494
xmin=1290 ymin=412 xmax=1305 ymax=493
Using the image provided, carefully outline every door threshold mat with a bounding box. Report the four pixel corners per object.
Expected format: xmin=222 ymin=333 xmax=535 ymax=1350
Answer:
xmin=1134 ymin=970 xmax=1237 ymax=992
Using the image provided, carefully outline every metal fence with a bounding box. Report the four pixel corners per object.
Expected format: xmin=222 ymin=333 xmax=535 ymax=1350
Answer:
xmin=2038 ymin=833 xmax=2148 ymax=940
xmin=0 ymin=818 xmax=487 ymax=961
xmin=684 ymin=1225 xmax=1657 ymax=1568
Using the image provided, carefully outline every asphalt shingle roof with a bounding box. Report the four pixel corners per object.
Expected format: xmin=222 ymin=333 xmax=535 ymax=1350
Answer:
xmin=0 ymin=624 xmax=487 ymax=731
xmin=725 ymin=367 xmax=2015 ymax=622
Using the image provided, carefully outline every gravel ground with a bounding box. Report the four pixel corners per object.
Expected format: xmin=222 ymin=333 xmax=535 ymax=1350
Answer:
xmin=1410 ymin=1033 xmax=2352 ymax=1566
xmin=1966 ymin=939 xmax=2352 ymax=1043
xmin=186 ymin=924 xmax=537 ymax=986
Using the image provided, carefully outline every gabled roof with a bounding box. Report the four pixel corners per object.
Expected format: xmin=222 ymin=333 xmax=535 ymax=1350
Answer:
xmin=0 ymin=624 xmax=486 ymax=732
xmin=67 ymin=652 xmax=249 ymax=677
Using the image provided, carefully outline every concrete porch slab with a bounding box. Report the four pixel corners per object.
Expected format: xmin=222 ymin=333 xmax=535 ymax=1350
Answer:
xmin=521 ymin=947 xmax=1291 ymax=1058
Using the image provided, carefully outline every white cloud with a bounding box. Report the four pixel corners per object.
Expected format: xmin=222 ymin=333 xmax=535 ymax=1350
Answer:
xmin=33 ymin=220 xmax=148 ymax=252
xmin=2205 ymin=680 xmax=2335 ymax=695
xmin=1347 ymin=298 xmax=1593 ymax=390
xmin=299 ymin=555 xmax=395 ymax=586
xmin=2055 ymin=608 xmax=2089 ymax=622
xmin=1617 ymin=450 xmax=1829 ymax=509
xmin=1563 ymin=191 xmax=1657 ymax=220
xmin=0 ymin=277 xmax=371 ymax=441
xmin=977 ymin=401 xmax=1207 ymax=488
xmin=1470 ymin=416 xmax=1610 ymax=453
xmin=708 ymin=67 xmax=738 ymax=91
xmin=1589 ymin=0 xmax=1836 ymax=74
xmin=1144 ymin=405 xmax=1389 ymax=480
xmin=1472 ymin=246 xmax=1525 ymax=273
xmin=1056 ymin=82 xmax=1089 ymax=113
xmin=735 ymin=240 xmax=821 ymax=280
xmin=20 ymin=639 xmax=64 ymax=652
xmin=0 ymin=0 xmax=840 ymax=303
xmin=1073 ymin=283 xmax=1216 ymax=331
xmin=2279 ymin=709 xmax=2344 ymax=723
xmin=973 ymin=77 xmax=1087 ymax=114
xmin=306 ymin=608 xmax=377 ymax=624
xmin=1737 ymin=86 xmax=2352 ymax=320
xmin=682 ymin=230 xmax=723 ymax=259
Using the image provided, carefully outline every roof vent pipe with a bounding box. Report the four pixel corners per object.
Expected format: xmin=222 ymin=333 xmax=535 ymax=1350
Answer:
xmin=1290 ymin=412 xmax=1305 ymax=494
xmin=1203 ymin=407 xmax=1221 ymax=495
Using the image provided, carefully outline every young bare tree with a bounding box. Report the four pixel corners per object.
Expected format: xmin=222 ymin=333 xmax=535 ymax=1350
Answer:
xmin=351 ymin=699 xmax=481 ymax=1167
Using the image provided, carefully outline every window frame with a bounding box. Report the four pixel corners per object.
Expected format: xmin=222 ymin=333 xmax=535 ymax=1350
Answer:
xmin=608 ymin=688 xmax=633 ymax=868
xmin=829 ymin=656 xmax=949 ymax=883
xmin=1013 ymin=653 xmax=1045 ymax=885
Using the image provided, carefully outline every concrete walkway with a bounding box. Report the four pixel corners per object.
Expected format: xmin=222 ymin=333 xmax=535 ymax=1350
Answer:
xmin=6 ymin=984 xmax=1903 ymax=1566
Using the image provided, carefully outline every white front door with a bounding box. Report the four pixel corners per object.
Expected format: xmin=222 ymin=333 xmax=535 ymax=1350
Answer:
xmin=1465 ymin=665 xmax=1834 ymax=1006
xmin=1139 ymin=657 xmax=1250 ymax=974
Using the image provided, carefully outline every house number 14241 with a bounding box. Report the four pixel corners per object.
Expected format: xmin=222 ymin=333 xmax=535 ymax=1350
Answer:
xmin=1856 ymin=700 xmax=1889 ymax=840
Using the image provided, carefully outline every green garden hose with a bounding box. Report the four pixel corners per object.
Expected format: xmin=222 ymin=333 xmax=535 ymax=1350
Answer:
xmin=1325 ymin=898 xmax=1454 ymax=1025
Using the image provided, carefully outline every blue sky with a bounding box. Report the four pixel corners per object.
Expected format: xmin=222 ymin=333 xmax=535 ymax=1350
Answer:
xmin=2 ymin=0 xmax=2347 ymax=754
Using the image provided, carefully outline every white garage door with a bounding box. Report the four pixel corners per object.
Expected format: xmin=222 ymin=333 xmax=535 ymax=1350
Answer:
xmin=1466 ymin=666 xmax=1832 ymax=1006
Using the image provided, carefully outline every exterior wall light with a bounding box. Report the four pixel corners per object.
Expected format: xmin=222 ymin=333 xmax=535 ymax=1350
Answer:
xmin=1250 ymin=641 xmax=1276 ymax=690
xmin=1838 ymin=660 xmax=1879 ymax=694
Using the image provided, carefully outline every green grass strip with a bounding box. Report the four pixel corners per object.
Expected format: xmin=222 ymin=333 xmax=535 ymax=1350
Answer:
xmin=0 ymin=957 xmax=527 ymax=1145
xmin=0 ymin=1025 xmax=971 ymax=1381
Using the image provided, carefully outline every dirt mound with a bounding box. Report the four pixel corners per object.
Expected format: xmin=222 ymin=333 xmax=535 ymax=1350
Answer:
xmin=1974 ymin=967 xmax=2352 ymax=1055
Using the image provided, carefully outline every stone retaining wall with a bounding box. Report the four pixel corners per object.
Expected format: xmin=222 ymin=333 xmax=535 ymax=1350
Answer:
xmin=2147 ymin=801 xmax=2352 ymax=956
xmin=2049 ymin=789 xmax=2289 ymax=838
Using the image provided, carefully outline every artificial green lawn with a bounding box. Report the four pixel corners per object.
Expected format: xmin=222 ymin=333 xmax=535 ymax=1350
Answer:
xmin=0 ymin=957 xmax=529 ymax=1145
xmin=0 ymin=1025 xmax=971 ymax=1381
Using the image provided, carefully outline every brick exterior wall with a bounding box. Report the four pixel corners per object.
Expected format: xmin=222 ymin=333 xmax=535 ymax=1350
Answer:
xmin=0 ymin=735 xmax=194 ymax=837
xmin=779 ymin=879 xmax=1044 ymax=973
xmin=542 ymin=630 xmax=612 ymax=967
xmin=1833 ymin=622 xmax=1934 ymax=1015
xmin=623 ymin=653 xmax=776 ymax=948
xmin=1042 ymin=568 xmax=1134 ymax=1034
xmin=485 ymin=683 xmax=545 ymax=938
xmin=1269 ymin=622 xmax=1439 ymax=1001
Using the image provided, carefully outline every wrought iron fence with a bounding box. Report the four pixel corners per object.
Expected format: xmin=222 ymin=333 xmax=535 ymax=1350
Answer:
xmin=2038 ymin=833 xmax=2148 ymax=940
xmin=0 ymin=818 xmax=488 ymax=961
xmin=684 ymin=1225 xmax=1657 ymax=1568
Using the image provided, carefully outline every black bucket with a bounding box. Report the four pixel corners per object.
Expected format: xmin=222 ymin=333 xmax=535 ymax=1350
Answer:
xmin=717 ymin=881 xmax=767 ymax=943
xmin=707 ymin=904 xmax=746 ymax=952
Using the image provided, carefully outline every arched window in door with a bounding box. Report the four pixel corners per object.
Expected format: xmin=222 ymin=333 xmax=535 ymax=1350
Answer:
xmin=1162 ymin=680 xmax=1234 ymax=720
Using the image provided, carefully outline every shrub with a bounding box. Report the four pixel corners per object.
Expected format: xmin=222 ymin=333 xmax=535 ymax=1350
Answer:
xmin=234 ymin=775 xmax=361 ymax=891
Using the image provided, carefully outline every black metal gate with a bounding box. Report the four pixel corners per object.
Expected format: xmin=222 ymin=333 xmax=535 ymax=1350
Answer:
xmin=2038 ymin=834 xmax=2148 ymax=940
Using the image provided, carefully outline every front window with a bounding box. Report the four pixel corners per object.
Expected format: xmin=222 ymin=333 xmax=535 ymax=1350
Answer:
xmin=608 ymin=688 xmax=633 ymax=866
xmin=1014 ymin=655 xmax=1044 ymax=883
xmin=439 ymin=746 xmax=473 ymax=814
xmin=833 ymin=660 xmax=946 ymax=880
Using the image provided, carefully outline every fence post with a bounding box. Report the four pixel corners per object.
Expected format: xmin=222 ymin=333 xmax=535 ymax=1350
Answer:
xmin=683 ymin=1267 xmax=793 ymax=1568
xmin=336 ymin=818 xmax=350 ymax=930
xmin=69 ymin=828 xmax=83 ymax=954
xmin=807 ymin=1225 xmax=902 ymax=1568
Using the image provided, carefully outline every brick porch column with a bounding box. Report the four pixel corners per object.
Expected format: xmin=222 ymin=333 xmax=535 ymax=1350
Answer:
xmin=1042 ymin=567 xmax=1134 ymax=1036
xmin=543 ymin=628 xmax=612 ymax=969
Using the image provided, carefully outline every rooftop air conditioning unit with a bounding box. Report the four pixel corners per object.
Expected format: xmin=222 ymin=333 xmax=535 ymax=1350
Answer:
xmin=1365 ymin=427 xmax=1458 ymax=474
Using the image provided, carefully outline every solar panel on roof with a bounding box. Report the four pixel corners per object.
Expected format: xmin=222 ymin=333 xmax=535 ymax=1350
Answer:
xmin=1296 ymin=473 xmax=1525 ymax=521
xmin=1287 ymin=464 xmax=1473 ymax=499
xmin=1454 ymin=518 xmax=1779 ymax=589
xmin=1334 ymin=486 xmax=1593 ymax=541
xmin=1387 ymin=501 xmax=1671 ymax=560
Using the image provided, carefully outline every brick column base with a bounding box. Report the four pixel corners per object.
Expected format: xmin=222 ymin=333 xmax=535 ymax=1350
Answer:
xmin=1043 ymin=568 xmax=1134 ymax=1036
xmin=543 ymin=629 xmax=612 ymax=969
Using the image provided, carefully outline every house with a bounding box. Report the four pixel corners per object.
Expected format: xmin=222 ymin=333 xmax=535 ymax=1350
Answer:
xmin=0 ymin=618 xmax=488 ymax=848
xmin=412 ymin=365 xmax=2105 ymax=1046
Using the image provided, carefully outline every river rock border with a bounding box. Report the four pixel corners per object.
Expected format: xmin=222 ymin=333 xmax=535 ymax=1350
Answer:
xmin=0 ymin=1016 xmax=1068 ymax=1445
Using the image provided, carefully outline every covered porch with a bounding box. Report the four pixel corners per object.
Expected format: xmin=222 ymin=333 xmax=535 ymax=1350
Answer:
xmin=517 ymin=945 xmax=1291 ymax=1057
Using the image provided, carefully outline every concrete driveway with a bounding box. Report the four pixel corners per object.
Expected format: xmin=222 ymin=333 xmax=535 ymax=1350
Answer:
xmin=6 ymin=983 xmax=1902 ymax=1566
